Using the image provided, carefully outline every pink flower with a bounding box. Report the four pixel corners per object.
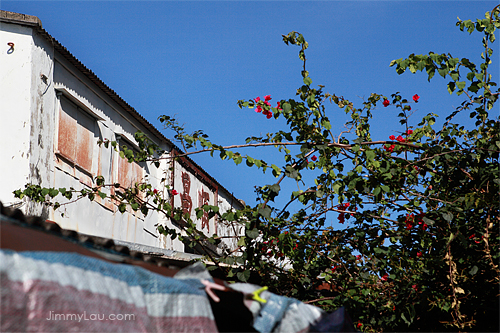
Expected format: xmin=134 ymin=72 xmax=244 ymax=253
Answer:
xmin=172 ymin=189 xmax=179 ymax=195
xmin=389 ymin=135 xmax=396 ymax=140
xmin=383 ymin=99 xmax=390 ymax=107
xmin=311 ymin=155 xmax=317 ymax=161
xmin=264 ymin=95 xmax=272 ymax=101
xmin=255 ymin=96 xmax=261 ymax=103
xmin=381 ymin=273 xmax=389 ymax=281
xmin=413 ymin=94 xmax=420 ymax=102
xmin=406 ymin=129 xmax=413 ymax=135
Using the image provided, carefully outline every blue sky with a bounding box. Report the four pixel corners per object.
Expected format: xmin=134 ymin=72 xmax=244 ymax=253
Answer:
xmin=2 ymin=1 xmax=498 ymax=217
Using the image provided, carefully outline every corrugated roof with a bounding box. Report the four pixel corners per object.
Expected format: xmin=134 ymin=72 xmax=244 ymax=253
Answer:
xmin=0 ymin=10 xmax=242 ymax=206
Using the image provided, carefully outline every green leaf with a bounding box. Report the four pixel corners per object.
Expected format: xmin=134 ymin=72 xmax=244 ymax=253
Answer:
xmin=442 ymin=212 xmax=453 ymax=222
xmin=365 ymin=150 xmax=375 ymax=161
xmin=258 ymin=206 xmax=272 ymax=219
xmin=447 ymin=82 xmax=456 ymax=94
xmin=237 ymin=270 xmax=251 ymax=282
xmin=246 ymin=228 xmax=260 ymax=239
xmin=234 ymin=155 xmax=243 ymax=165
xmin=303 ymin=76 xmax=312 ymax=85
xmin=118 ymin=203 xmax=126 ymax=213
xmin=322 ymin=119 xmax=332 ymax=130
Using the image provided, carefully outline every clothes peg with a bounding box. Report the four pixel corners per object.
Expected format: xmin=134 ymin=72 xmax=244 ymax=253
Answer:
xmin=249 ymin=286 xmax=268 ymax=303
xmin=201 ymin=279 xmax=226 ymax=303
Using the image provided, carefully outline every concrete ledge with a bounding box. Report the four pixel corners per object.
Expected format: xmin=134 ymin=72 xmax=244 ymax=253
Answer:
xmin=0 ymin=10 xmax=42 ymax=28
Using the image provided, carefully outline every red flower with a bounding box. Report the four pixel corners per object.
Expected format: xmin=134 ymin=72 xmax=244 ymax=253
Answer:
xmin=331 ymin=266 xmax=337 ymax=272
xmin=264 ymin=101 xmax=271 ymax=107
xmin=153 ymin=189 xmax=158 ymax=194
xmin=469 ymin=234 xmax=481 ymax=244
xmin=338 ymin=213 xmax=345 ymax=224
xmin=381 ymin=273 xmax=389 ymax=281
xmin=172 ymin=189 xmax=179 ymax=195
xmin=417 ymin=251 xmax=422 ymax=258
xmin=357 ymin=322 xmax=363 ymax=328
xmin=264 ymin=95 xmax=272 ymax=101
xmin=412 ymin=284 xmax=418 ymax=291
xmin=350 ymin=207 xmax=357 ymax=216
xmin=256 ymin=105 xmax=262 ymax=113
xmin=356 ymin=255 xmax=361 ymax=260
xmin=405 ymin=214 xmax=414 ymax=230
xmin=396 ymin=135 xmax=405 ymax=142
xmin=384 ymin=144 xmax=395 ymax=153
xmin=389 ymin=135 xmax=396 ymax=140
xmin=262 ymin=110 xmax=273 ymax=119
xmin=383 ymin=99 xmax=390 ymax=107
xmin=276 ymin=101 xmax=282 ymax=110
xmin=418 ymin=221 xmax=428 ymax=230
xmin=406 ymin=129 xmax=413 ymax=135
xmin=255 ymin=96 xmax=261 ymax=103
xmin=413 ymin=94 xmax=420 ymax=102
xmin=311 ymin=155 xmax=317 ymax=161
xmin=393 ymin=305 xmax=396 ymax=311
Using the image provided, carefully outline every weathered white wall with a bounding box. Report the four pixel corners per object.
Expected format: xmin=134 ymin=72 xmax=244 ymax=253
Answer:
xmin=0 ymin=23 xmax=34 ymax=208
xmin=26 ymin=25 xmax=56 ymax=219
xmin=51 ymin=53 xmax=173 ymax=250
xmin=0 ymin=17 xmax=244 ymax=255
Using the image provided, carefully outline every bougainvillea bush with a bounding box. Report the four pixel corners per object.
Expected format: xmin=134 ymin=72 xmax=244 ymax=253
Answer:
xmin=16 ymin=8 xmax=499 ymax=332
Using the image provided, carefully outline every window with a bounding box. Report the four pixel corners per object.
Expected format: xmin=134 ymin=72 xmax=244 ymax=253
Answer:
xmin=57 ymin=96 xmax=97 ymax=176
xmin=116 ymin=137 xmax=144 ymax=190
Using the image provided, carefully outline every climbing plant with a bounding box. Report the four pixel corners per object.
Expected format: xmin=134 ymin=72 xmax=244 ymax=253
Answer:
xmin=15 ymin=8 xmax=499 ymax=332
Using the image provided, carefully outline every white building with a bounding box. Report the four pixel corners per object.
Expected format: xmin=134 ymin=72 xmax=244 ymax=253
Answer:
xmin=0 ymin=10 xmax=244 ymax=258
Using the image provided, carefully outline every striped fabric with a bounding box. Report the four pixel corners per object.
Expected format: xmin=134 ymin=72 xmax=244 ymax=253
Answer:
xmin=0 ymin=250 xmax=218 ymax=332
